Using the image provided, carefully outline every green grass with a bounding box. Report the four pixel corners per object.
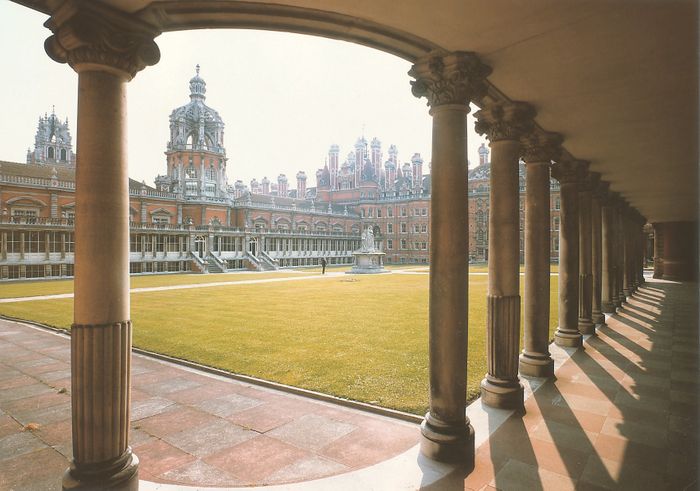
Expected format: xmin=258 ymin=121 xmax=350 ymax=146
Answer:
xmin=0 ymin=271 xmax=558 ymax=415
xmin=0 ymin=270 xmax=317 ymax=299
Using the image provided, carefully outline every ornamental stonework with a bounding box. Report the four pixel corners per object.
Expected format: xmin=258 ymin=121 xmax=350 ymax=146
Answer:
xmin=520 ymin=131 xmax=563 ymax=163
xmin=474 ymin=101 xmax=535 ymax=142
xmin=551 ymin=159 xmax=589 ymax=184
xmin=44 ymin=0 xmax=161 ymax=80
xmin=409 ymin=51 xmax=491 ymax=108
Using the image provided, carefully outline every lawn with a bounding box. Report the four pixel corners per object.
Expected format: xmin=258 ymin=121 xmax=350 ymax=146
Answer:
xmin=0 ymin=270 xmax=559 ymax=415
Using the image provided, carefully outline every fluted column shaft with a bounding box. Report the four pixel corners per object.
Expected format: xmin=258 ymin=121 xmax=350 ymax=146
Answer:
xmin=553 ymin=161 xmax=584 ymax=348
xmin=44 ymin=4 xmax=160 ymax=490
xmin=601 ymin=198 xmax=615 ymax=313
xmin=591 ymin=185 xmax=604 ymax=325
xmin=409 ymin=50 xmax=490 ymax=465
xmin=578 ymin=180 xmax=594 ymax=334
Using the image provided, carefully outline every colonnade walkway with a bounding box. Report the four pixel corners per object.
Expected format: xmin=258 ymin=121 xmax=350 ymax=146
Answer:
xmin=0 ymin=277 xmax=696 ymax=490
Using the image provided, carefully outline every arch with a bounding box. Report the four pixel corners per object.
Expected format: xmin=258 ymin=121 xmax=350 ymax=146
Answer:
xmin=141 ymin=2 xmax=438 ymax=61
xmin=47 ymin=147 xmax=55 ymax=159
xmin=60 ymin=148 xmax=67 ymax=161
xmin=6 ymin=196 xmax=47 ymax=208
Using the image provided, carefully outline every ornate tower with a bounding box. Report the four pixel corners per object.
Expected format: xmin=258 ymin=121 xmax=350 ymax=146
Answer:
xmin=411 ymin=153 xmax=424 ymax=190
xmin=328 ymin=144 xmax=339 ymax=190
xmin=371 ymin=137 xmax=383 ymax=181
xmin=354 ymin=137 xmax=367 ymax=187
xmin=478 ymin=142 xmax=489 ymax=166
xmin=27 ymin=107 xmax=75 ymax=166
xmin=162 ymin=65 xmax=227 ymax=198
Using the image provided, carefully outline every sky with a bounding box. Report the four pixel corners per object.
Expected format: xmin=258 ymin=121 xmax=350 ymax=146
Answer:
xmin=0 ymin=2 xmax=487 ymax=189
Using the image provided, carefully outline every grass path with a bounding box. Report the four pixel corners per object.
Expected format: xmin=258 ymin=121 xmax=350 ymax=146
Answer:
xmin=0 ymin=270 xmax=558 ymax=415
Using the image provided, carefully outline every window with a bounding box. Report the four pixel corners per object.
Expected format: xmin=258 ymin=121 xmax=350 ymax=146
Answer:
xmin=60 ymin=148 xmax=67 ymax=161
xmin=387 ymin=223 xmax=393 ymax=233
xmin=167 ymin=236 xmax=180 ymax=252
xmin=48 ymin=232 xmax=61 ymax=253
xmin=401 ymin=207 xmax=407 ymax=217
xmin=7 ymin=231 xmax=20 ymax=253
xmin=555 ymin=197 xmax=561 ymax=210
xmin=377 ymin=209 xmax=382 ymax=218
xmin=422 ymin=224 xmax=428 ymax=233
xmin=401 ymin=223 xmax=407 ymax=233
xmin=130 ymin=234 xmax=141 ymax=252
xmin=422 ymin=208 xmax=428 ymax=216
xmin=11 ymin=208 xmax=39 ymax=220
xmin=553 ymin=217 xmax=560 ymax=231
xmin=400 ymin=239 xmax=407 ymax=250
xmin=156 ymin=235 xmax=165 ymax=252
xmin=26 ymin=232 xmax=45 ymax=253
xmin=185 ymin=181 xmax=197 ymax=196
xmin=65 ymin=233 xmax=75 ymax=253
xmin=368 ymin=208 xmax=373 ymax=217
xmin=387 ymin=239 xmax=393 ymax=250
xmin=388 ymin=208 xmax=393 ymax=217
xmin=554 ymin=236 xmax=559 ymax=252
xmin=186 ymin=165 xmax=197 ymax=178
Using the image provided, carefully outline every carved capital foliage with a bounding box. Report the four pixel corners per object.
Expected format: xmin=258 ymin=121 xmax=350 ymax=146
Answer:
xmin=44 ymin=0 xmax=161 ymax=80
xmin=409 ymin=51 xmax=491 ymax=108
xmin=474 ymin=101 xmax=535 ymax=142
xmin=551 ymin=159 xmax=589 ymax=184
xmin=520 ymin=131 xmax=563 ymax=163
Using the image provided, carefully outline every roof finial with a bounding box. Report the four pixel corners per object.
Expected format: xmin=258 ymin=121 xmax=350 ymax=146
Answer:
xmin=195 ymin=64 xmax=200 ymax=76
xmin=52 ymin=105 xmax=55 ymax=115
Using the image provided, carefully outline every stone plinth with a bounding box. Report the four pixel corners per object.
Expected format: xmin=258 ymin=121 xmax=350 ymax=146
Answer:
xmin=347 ymin=251 xmax=388 ymax=274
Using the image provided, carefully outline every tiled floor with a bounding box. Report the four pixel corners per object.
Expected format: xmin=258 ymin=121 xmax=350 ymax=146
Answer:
xmin=0 ymin=318 xmax=418 ymax=490
xmin=465 ymin=279 xmax=699 ymax=491
xmin=0 ymin=277 xmax=697 ymax=491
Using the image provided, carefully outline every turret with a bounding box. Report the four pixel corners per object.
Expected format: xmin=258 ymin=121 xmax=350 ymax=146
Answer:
xmin=261 ymin=176 xmax=270 ymax=195
xmin=478 ymin=142 xmax=489 ymax=166
xmin=278 ymin=174 xmax=288 ymax=197
xmin=328 ymin=144 xmax=339 ymax=190
xmin=296 ymin=171 xmax=307 ymax=198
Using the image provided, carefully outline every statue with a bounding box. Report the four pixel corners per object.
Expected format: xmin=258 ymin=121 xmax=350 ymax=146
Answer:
xmin=363 ymin=226 xmax=375 ymax=252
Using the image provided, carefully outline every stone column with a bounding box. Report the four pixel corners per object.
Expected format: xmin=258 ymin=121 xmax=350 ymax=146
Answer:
xmin=600 ymin=189 xmax=615 ymax=313
xmin=44 ymin=3 xmax=160 ymax=489
xmin=475 ymin=101 xmax=534 ymax=409
xmin=519 ymin=131 xmax=562 ymax=378
xmin=622 ymin=206 xmax=633 ymax=299
xmin=615 ymin=202 xmax=626 ymax=307
xmin=661 ymin=221 xmax=698 ymax=281
xmin=652 ymin=223 xmax=664 ymax=278
xmin=551 ymin=159 xmax=586 ymax=348
xmin=591 ymin=176 xmax=605 ymax=325
xmin=409 ymin=50 xmax=490 ymax=464
xmin=577 ymin=169 xmax=595 ymax=335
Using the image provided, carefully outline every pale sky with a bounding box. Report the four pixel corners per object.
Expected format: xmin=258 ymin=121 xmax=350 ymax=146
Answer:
xmin=0 ymin=2 xmax=487 ymax=189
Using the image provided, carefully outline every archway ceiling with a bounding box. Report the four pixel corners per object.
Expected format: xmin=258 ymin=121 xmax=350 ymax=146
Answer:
xmin=17 ymin=0 xmax=698 ymax=222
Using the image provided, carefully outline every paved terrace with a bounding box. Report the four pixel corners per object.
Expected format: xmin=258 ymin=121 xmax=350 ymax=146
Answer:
xmin=0 ymin=277 xmax=697 ymax=490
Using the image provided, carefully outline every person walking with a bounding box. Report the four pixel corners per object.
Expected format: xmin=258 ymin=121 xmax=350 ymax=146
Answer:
xmin=320 ymin=257 xmax=327 ymax=274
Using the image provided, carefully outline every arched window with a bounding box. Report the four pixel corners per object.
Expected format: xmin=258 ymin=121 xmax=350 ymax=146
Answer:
xmin=186 ymin=165 xmax=196 ymax=178
xmin=47 ymin=147 xmax=54 ymax=159
xmin=60 ymin=149 xmax=67 ymax=161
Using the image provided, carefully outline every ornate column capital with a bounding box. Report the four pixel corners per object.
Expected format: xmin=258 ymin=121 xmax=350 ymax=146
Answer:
xmin=409 ymin=51 xmax=491 ymax=109
xmin=551 ymin=159 xmax=589 ymax=184
xmin=44 ymin=0 xmax=161 ymax=80
xmin=474 ymin=101 xmax=535 ymax=142
xmin=520 ymin=131 xmax=563 ymax=163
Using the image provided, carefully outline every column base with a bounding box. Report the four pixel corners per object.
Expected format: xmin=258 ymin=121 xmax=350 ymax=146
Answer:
xmin=578 ymin=318 xmax=596 ymax=335
xmin=622 ymin=288 xmax=632 ymax=298
xmin=480 ymin=376 xmax=524 ymax=410
xmin=519 ymin=351 xmax=554 ymax=378
xmin=63 ymin=449 xmax=138 ymax=491
xmin=555 ymin=328 xmax=583 ymax=348
xmin=420 ymin=413 xmax=475 ymax=467
xmin=592 ymin=311 xmax=605 ymax=325
xmin=601 ymin=301 xmax=615 ymax=314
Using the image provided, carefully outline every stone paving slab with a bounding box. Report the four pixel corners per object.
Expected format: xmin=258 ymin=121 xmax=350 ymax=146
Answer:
xmin=0 ymin=317 xmax=419 ymax=488
xmin=465 ymin=279 xmax=699 ymax=491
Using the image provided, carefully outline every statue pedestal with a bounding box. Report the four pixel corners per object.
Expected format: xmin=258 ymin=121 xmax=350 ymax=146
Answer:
xmin=347 ymin=251 xmax=388 ymax=274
